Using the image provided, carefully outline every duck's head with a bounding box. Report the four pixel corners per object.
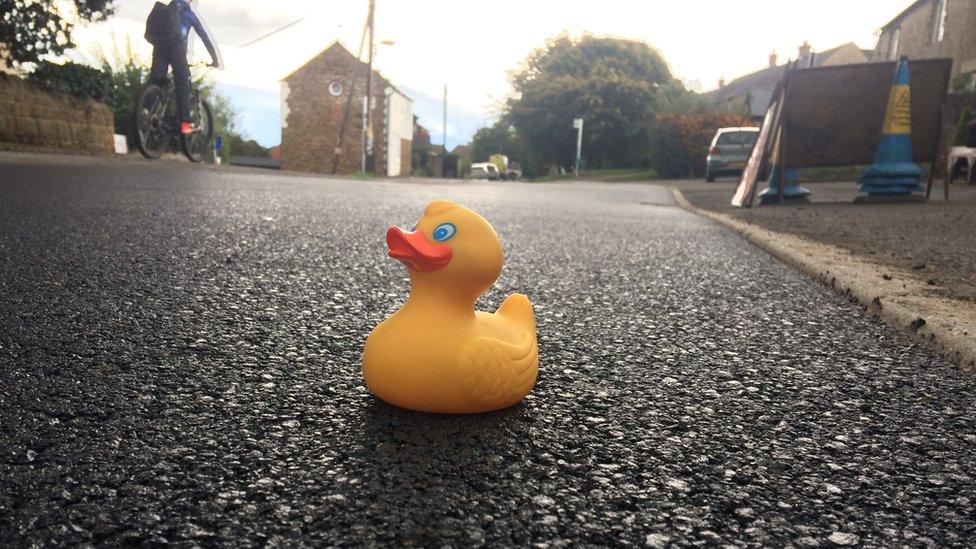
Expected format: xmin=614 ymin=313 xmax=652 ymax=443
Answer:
xmin=386 ymin=200 xmax=503 ymax=295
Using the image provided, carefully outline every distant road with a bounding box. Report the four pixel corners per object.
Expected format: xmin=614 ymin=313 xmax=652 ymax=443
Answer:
xmin=1 ymin=152 xmax=973 ymax=546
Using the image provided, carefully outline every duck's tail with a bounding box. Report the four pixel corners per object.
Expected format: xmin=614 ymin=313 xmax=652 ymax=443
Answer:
xmin=495 ymin=293 xmax=536 ymax=332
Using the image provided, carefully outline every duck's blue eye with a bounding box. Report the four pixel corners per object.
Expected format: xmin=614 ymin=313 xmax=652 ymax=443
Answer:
xmin=432 ymin=222 xmax=456 ymax=242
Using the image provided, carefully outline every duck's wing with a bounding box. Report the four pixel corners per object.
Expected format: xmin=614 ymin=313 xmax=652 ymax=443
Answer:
xmin=456 ymin=332 xmax=539 ymax=409
xmin=495 ymin=293 xmax=535 ymax=333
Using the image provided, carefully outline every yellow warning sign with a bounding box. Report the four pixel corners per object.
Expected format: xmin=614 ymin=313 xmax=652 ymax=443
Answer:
xmin=882 ymin=84 xmax=912 ymax=134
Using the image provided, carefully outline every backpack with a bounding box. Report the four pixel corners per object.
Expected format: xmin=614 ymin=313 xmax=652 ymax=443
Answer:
xmin=144 ymin=1 xmax=183 ymax=46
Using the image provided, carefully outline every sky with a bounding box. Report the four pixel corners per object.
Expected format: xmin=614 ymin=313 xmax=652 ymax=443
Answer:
xmin=69 ymin=0 xmax=916 ymax=148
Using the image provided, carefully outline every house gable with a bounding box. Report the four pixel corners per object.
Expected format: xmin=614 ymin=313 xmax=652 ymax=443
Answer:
xmin=281 ymin=41 xmax=401 ymax=94
xmin=873 ymin=0 xmax=976 ymax=77
xmin=282 ymin=41 xmax=359 ymax=84
xmin=880 ymin=0 xmax=930 ymax=31
xmin=707 ymin=42 xmax=871 ymax=118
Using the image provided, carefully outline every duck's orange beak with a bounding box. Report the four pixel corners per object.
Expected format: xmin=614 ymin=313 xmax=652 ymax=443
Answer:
xmin=386 ymin=226 xmax=452 ymax=272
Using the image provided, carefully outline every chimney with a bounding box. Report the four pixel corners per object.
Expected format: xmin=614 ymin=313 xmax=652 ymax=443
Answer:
xmin=798 ymin=41 xmax=812 ymax=59
xmin=718 ymin=76 xmax=725 ymax=88
xmin=769 ymin=50 xmax=778 ymax=68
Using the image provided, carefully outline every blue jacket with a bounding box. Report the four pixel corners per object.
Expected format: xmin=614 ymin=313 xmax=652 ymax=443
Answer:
xmin=173 ymin=0 xmax=218 ymax=63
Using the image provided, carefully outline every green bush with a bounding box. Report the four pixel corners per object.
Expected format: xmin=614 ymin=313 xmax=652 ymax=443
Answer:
xmin=650 ymin=113 xmax=755 ymax=179
xmin=101 ymin=60 xmax=150 ymax=147
xmin=95 ymin=37 xmax=239 ymax=157
xmin=27 ymin=61 xmax=116 ymax=106
xmin=411 ymin=140 xmax=431 ymax=176
xmin=951 ymin=71 xmax=975 ymax=94
xmin=951 ymin=106 xmax=974 ymax=147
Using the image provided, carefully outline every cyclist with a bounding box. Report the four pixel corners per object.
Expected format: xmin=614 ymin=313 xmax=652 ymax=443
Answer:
xmin=144 ymin=0 xmax=220 ymax=135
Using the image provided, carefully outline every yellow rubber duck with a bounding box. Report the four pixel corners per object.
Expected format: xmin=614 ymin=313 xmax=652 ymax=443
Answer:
xmin=362 ymin=199 xmax=539 ymax=414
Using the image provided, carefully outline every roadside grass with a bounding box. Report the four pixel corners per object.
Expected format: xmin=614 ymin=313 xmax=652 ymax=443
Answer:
xmin=531 ymin=167 xmax=658 ymax=183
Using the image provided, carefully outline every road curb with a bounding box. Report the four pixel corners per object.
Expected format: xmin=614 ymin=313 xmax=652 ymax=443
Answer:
xmin=670 ymin=187 xmax=976 ymax=373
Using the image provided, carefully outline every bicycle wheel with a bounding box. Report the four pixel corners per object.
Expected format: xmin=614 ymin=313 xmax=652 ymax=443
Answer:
xmin=181 ymin=95 xmax=214 ymax=163
xmin=133 ymin=84 xmax=170 ymax=159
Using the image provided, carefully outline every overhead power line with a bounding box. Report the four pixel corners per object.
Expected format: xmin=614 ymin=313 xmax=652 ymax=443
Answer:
xmin=239 ymin=17 xmax=306 ymax=48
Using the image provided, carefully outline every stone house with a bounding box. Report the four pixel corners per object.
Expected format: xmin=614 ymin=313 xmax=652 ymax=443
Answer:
xmin=708 ymin=42 xmax=872 ymax=118
xmin=874 ymin=0 xmax=976 ymax=88
xmin=280 ymin=42 xmax=413 ymax=176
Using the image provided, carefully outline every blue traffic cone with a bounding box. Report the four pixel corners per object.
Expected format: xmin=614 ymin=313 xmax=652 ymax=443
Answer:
xmin=858 ymin=56 xmax=923 ymax=197
xmin=759 ymin=167 xmax=810 ymax=204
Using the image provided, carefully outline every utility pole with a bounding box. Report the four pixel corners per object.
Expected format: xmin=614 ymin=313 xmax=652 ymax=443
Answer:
xmin=442 ymin=83 xmax=448 ymax=153
xmin=333 ymin=12 xmax=370 ymax=174
xmin=573 ymin=118 xmax=583 ymax=177
xmin=362 ymin=0 xmax=375 ymax=174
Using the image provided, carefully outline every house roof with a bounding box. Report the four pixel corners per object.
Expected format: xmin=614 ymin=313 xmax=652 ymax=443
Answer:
xmin=880 ymin=0 xmax=929 ymax=31
xmin=450 ymin=144 xmax=472 ymax=157
xmin=707 ymin=42 xmax=867 ymax=104
xmin=281 ymin=41 xmax=352 ymax=82
xmin=708 ymin=65 xmax=784 ymax=104
xmin=281 ymin=41 xmax=409 ymax=99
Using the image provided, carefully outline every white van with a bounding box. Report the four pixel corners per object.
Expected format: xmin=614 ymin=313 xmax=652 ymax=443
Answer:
xmin=470 ymin=162 xmax=500 ymax=180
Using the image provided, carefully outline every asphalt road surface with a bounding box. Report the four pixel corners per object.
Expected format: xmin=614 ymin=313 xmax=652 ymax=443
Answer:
xmin=1 ymin=153 xmax=974 ymax=546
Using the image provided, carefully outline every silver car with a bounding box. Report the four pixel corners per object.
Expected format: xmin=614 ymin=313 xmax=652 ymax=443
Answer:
xmin=706 ymin=127 xmax=759 ymax=182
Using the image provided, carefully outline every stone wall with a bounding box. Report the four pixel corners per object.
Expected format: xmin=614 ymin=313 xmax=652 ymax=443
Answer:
xmin=0 ymin=73 xmax=114 ymax=154
xmin=280 ymin=43 xmax=414 ymax=176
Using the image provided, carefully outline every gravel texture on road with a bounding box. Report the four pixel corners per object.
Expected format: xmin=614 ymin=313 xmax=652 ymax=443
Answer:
xmin=675 ymin=179 xmax=976 ymax=304
xmin=1 ymin=153 xmax=975 ymax=546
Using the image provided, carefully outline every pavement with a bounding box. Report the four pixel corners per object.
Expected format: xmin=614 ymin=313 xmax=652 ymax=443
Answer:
xmin=674 ymin=179 xmax=976 ymax=304
xmin=1 ymin=152 xmax=975 ymax=546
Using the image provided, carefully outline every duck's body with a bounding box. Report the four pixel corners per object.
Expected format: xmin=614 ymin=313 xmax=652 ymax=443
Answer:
xmin=362 ymin=200 xmax=539 ymax=414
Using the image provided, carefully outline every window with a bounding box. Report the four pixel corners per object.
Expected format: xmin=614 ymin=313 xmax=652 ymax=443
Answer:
xmin=329 ymin=81 xmax=343 ymax=96
xmin=932 ymin=0 xmax=947 ymax=43
xmin=890 ymin=28 xmax=901 ymax=60
xmin=717 ymin=131 xmax=758 ymax=146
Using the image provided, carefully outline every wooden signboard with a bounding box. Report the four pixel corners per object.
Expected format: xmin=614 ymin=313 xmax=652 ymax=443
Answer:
xmin=779 ymin=58 xmax=952 ymax=168
xmin=731 ymin=100 xmax=778 ymax=207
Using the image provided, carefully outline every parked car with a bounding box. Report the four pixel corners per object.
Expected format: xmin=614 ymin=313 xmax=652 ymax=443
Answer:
xmin=705 ymin=127 xmax=759 ymax=182
xmin=484 ymin=154 xmax=521 ymax=180
xmin=470 ymin=162 xmax=500 ymax=180
xmin=506 ymin=161 xmax=523 ymax=181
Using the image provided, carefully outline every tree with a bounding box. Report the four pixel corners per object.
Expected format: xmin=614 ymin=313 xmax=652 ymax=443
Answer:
xmin=505 ymin=33 xmax=673 ymax=171
xmin=656 ymin=80 xmax=714 ymax=116
xmin=0 ymin=0 xmax=115 ymax=66
xmin=224 ymin=133 xmax=270 ymax=157
xmin=199 ymin=80 xmax=239 ymax=157
xmin=94 ymin=38 xmax=149 ymax=146
xmin=471 ymin=121 xmax=521 ymax=162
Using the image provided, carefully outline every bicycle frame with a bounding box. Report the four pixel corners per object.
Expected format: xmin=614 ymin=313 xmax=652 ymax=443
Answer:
xmin=134 ymin=64 xmax=214 ymax=161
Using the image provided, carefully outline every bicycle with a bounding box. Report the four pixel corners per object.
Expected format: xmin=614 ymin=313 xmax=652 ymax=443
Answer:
xmin=132 ymin=67 xmax=214 ymax=163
